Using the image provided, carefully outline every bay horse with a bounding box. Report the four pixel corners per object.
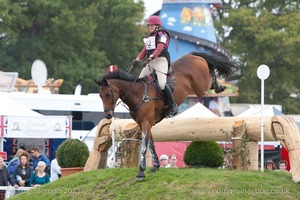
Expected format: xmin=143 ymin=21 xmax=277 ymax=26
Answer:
xmin=95 ymin=52 xmax=235 ymax=180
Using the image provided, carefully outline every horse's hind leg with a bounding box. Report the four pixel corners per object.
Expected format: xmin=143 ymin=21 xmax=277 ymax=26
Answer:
xmin=148 ymin=134 xmax=160 ymax=174
xmin=136 ymin=131 xmax=148 ymax=180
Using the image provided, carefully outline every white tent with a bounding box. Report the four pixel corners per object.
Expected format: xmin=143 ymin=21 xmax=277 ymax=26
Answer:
xmin=0 ymin=92 xmax=42 ymax=116
xmin=237 ymin=105 xmax=283 ymax=117
xmin=175 ymin=102 xmax=218 ymax=118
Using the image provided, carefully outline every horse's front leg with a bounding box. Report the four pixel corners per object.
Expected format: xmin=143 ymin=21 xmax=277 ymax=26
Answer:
xmin=136 ymin=131 xmax=148 ymax=180
xmin=148 ymin=133 xmax=160 ymax=173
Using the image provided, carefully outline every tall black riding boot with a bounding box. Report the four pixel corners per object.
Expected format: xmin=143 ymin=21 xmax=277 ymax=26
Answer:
xmin=162 ymin=86 xmax=178 ymax=116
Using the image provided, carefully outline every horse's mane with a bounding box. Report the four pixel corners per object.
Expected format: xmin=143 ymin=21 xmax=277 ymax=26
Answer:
xmin=97 ymin=70 xmax=144 ymax=83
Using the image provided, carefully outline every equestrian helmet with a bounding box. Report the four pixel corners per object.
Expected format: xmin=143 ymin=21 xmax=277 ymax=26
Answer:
xmin=147 ymin=16 xmax=162 ymax=26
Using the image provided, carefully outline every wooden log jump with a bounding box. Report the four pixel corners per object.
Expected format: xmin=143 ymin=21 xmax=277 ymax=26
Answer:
xmin=84 ymin=115 xmax=300 ymax=182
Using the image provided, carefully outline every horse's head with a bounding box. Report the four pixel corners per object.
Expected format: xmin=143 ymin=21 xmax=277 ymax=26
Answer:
xmin=95 ymin=78 xmax=119 ymax=119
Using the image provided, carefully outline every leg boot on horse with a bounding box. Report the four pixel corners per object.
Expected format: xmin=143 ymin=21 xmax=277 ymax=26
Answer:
xmin=136 ymin=133 xmax=160 ymax=180
xmin=210 ymin=68 xmax=227 ymax=93
xmin=162 ymin=85 xmax=178 ymax=116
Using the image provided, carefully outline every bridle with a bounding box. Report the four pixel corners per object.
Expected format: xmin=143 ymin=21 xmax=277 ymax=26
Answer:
xmin=100 ymin=85 xmax=116 ymax=113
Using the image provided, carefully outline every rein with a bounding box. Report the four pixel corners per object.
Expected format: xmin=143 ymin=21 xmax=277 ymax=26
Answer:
xmin=101 ymin=70 xmax=163 ymax=116
xmin=130 ymin=78 xmax=161 ymax=114
xmin=120 ymin=75 xmax=139 ymax=102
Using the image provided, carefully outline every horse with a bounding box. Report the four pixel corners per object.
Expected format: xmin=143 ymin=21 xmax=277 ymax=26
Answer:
xmin=95 ymin=52 xmax=236 ymax=180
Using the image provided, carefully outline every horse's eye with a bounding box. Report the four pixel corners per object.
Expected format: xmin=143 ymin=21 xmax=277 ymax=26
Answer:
xmin=105 ymin=93 xmax=110 ymax=97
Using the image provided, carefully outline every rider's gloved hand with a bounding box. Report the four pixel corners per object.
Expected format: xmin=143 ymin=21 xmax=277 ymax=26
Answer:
xmin=132 ymin=58 xmax=140 ymax=67
xmin=147 ymin=55 xmax=154 ymax=62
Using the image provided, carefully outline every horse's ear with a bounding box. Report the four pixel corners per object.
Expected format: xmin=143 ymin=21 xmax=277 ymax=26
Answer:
xmin=96 ymin=79 xmax=110 ymax=87
xmin=102 ymin=79 xmax=110 ymax=86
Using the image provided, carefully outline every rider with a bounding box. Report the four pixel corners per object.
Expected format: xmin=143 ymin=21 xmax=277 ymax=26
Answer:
xmin=132 ymin=15 xmax=178 ymax=116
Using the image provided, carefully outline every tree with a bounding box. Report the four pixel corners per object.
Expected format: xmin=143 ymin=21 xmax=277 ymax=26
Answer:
xmin=0 ymin=0 xmax=145 ymax=94
xmin=214 ymin=0 xmax=300 ymax=113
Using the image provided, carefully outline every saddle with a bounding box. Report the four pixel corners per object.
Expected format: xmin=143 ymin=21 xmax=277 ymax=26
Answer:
xmin=143 ymin=72 xmax=175 ymax=117
xmin=145 ymin=73 xmax=174 ymax=96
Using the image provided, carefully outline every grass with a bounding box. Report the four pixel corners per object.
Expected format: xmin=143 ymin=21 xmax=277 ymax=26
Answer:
xmin=9 ymin=168 xmax=300 ymax=200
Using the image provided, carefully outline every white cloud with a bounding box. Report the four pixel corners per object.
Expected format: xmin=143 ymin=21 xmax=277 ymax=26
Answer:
xmin=161 ymin=13 xmax=167 ymax=19
xmin=167 ymin=22 xmax=174 ymax=26
xmin=168 ymin=17 xmax=177 ymax=23
xmin=183 ymin=26 xmax=192 ymax=32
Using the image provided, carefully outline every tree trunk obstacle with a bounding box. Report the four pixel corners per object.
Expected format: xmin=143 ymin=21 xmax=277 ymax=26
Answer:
xmin=84 ymin=116 xmax=300 ymax=182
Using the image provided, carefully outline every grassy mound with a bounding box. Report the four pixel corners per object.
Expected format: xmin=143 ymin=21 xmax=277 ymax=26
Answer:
xmin=10 ymin=168 xmax=299 ymax=200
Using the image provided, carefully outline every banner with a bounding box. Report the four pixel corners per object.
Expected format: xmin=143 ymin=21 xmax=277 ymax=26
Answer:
xmin=0 ymin=115 xmax=71 ymax=138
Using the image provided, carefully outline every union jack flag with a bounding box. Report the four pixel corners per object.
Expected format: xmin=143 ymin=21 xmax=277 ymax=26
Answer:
xmin=0 ymin=116 xmax=8 ymax=138
xmin=65 ymin=117 xmax=72 ymax=138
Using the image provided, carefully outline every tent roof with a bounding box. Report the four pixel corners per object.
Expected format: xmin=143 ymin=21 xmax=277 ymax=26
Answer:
xmin=175 ymin=102 xmax=217 ymax=118
xmin=238 ymin=106 xmax=300 ymax=132
xmin=0 ymin=92 xmax=42 ymax=116
xmin=237 ymin=105 xmax=283 ymax=117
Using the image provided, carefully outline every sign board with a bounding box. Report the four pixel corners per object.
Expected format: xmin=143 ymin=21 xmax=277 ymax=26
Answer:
xmin=0 ymin=115 xmax=72 ymax=139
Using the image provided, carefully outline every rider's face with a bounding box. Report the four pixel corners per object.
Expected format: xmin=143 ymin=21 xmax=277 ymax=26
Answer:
xmin=147 ymin=24 xmax=156 ymax=33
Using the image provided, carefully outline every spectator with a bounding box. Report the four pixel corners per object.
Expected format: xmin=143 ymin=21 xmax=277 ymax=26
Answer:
xmin=278 ymin=160 xmax=289 ymax=172
xmin=13 ymin=152 xmax=33 ymax=187
xmin=265 ymin=160 xmax=277 ymax=170
xmin=115 ymin=157 xmax=124 ymax=168
xmin=31 ymin=147 xmax=50 ymax=174
xmin=159 ymin=154 xmax=170 ymax=168
xmin=209 ymin=98 xmax=220 ymax=116
xmin=50 ymin=152 xmax=61 ymax=182
xmin=7 ymin=149 xmax=25 ymax=177
xmin=0 ymin=157 xmax=18 ymax=200
xmin=29 ymin=161 xmax=50 ymax=187
xmin=169 ymin=154 xmax=178 ymax=168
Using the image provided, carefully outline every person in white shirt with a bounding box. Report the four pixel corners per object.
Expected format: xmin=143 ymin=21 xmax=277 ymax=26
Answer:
xmin=50 ymin=152 xmax=61 ymax=182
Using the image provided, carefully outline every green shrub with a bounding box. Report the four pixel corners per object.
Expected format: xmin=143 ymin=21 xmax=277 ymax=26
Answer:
xmin=57 ymin=139 xmax=89 ymax=168
xmin=184 ymin=141 xmax=224 ymax=168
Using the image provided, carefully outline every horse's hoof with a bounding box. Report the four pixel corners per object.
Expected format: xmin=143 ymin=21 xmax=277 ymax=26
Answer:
xmin=148 ymin=166 xmax=159 ymax=174
xmin=215 ymin=85 xmax=226 ymax=93
xmin=135 ymin=171 xmax=145 ymax=181
xmin=135 ymin=176 xmax=145 ymax=181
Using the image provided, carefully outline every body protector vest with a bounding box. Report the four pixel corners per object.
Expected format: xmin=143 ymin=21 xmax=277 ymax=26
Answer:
xmin=143 ymin=29 xmax=171 ymax=67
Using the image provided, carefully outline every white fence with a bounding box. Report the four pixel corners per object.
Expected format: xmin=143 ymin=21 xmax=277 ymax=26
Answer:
xmin=0 ymin=186 xmax=33 ymax=199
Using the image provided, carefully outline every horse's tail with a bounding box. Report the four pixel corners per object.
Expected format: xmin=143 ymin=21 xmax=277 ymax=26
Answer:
xmin=191 ymin=51 xmax=235 ymax=77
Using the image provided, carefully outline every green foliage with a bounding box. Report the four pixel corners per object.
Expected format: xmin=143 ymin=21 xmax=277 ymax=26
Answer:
xmin=214 ymin=1 xmax=300 ymax=114
xmin=184 ymin=141 xmax=224 ymax=167
xmin=0 ymin=0 xmax=145 ymax=94
xmin=56 ymin=139 xmax=89 ymax=168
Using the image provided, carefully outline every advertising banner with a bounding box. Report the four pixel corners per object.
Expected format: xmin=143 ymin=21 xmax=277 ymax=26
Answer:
xmin=0 ymin=115 xmax=71 ymax=138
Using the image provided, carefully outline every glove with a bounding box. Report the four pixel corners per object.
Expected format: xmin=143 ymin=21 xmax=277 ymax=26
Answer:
xmin=142 ymin=57 xmax=152 ymax=67
xmin=147 ymin=55 xmax=154 ymax=63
